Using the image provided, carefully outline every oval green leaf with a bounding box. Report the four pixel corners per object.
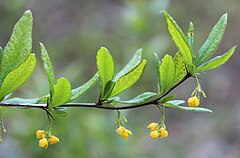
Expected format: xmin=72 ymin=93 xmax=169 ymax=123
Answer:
xmin=114 ymin=49 xmax=142 ymax=81
xmin=111 ymin=92 xmax=156 ymax=105
xmin=154 ymin=53 xmax=161 ymax=95
xmin=160 ymin=55 xmax=176 ymax=94
xmin=70 ymin=73 xmax=99 ymax=101
xmin=165 ymin=102 xmax=212 ymax=113
xmin=3 ymin=97 xmax=41 ymax=104
xmin=163 ymin=11 xmax=192 ymax=64
xmin=96 ymin=47 xmax=114 ymax=95
xmin=173 ymin=51 xmax=187 ymax=86
xmin=0 ymin=54 xmax=36 ymax=100
xmin=0 ymin=10 xmax=33 ymax=86
xmin=195 ymin=46 xmax=235 ymax=73
xmin=51 ymin=77 xmax=72 ymax=108
xmin=195 ymin=13 xmax=228 ymax=67
xmin=40 ymin=43 xmax=55 ymax=97
xmin=109 ymin=59 xmax=147 ymax=97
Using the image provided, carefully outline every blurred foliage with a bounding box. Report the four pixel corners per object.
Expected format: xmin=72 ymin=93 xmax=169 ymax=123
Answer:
xmin=0 ymin=0 xmax=240 ymax=158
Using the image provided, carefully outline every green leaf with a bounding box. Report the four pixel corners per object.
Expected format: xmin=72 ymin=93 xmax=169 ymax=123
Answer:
xmin=111 ymin=92 xmax=156 ymax=105
xmin=195 ymin=13 xmax=228 ymax=66
xmin=160 ymin=55 xmax=176 ymax=94
xmin=53 ymin=107 xmax=67 ymax=117
xmin=173 ymin=52 xmax=187 ymax=85
xmin=2 ymin=93 xmax=12 ymax=101
xmin=40 ymin=43 xmax=55 ymax=97
xmin=154 ymin=53 xmax=161 ymax=95
xmin=0 ymin=54 xmax=36 ymax=99
xmin=51 ymin=77 xmax=72 ymax=107
xmin=195 ymin=46 xmax=235 ymax=73
xmin=165 ymin=102 xmax=212 ymax=113
xmin=3 ymin=95 xmax=49 ymax=104
xmin=186 ymin=63 xmax=196 ymax=74
xmin=70 ymin=73 xmax=99 ymax=101
xmin=110 ymin=60 xmax=147 ymax=97
xmin=101 ymin=80 xmax=115 ymax=100
xmin=114 ymin=49 xmax=142 ymax=81
xmin=163 ymin=11 xmax=192 ymax=64
xmin=96 ymin=47 xmax=114 ymax=95
xmin=167 ymin=100 xmax=185 ymax=105
xmin=3 ymin=97 xmax=41 ymax=104
xmin=0 ymin=47 xmax=3 ymax=64
xmin=187 ymin=22 xmax=195 ymax=58
xmin=39 ymin=95 xmax=50 ymax=103
xmin=159 ymin=94 xmax=176 ymax=104
xmin=0 ymin=10 xmax=33 ymax=86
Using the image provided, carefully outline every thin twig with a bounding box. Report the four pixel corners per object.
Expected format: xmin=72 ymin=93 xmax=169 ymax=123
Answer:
xmin=0 ymin=73 xmax=191 ymax=111
xmin=157 ymin=104 xmax=162 ymax=113
xmin=43 ymin=108 xmax=54 ymax=124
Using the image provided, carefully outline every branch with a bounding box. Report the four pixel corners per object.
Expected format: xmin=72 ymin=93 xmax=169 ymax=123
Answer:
xmin=0 ymin=73 xmax=192 ymax=111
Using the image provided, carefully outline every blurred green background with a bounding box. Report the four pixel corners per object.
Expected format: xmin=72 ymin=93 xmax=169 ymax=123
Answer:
xmin=0 ymin=0 xmax=240 ymax=157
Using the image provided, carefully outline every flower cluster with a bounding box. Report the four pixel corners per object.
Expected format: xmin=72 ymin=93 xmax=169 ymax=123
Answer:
xmin=188 ymin=76 xmax=206 ymax=108
xmin=147 ymin=122 xmax=168 ymax=139
xmin=116 ymin=126 xmax=132 ymax=140
xmin=36 ymin=130 xmax=60 ymax=149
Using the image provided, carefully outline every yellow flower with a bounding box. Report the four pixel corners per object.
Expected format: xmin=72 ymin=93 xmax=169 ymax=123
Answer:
xmin=159 ymin=127 xmax=168 ymax=138
xmin=147 ymin=122 xmax=158 ymax=131
xmin=39 ymin=138 xmax=48 ymax=149
xmin=36 ymin=130 xmax=46 ymax=139
xmin=149 ymin=130 xmax=159 ymax=139
xmin=188 ymin=96 xmax=200 ymax=107
xmin=116 ymin=126 xmax=132 ymax=140
xmin=48 ymin=135 xmax=60 ymax=145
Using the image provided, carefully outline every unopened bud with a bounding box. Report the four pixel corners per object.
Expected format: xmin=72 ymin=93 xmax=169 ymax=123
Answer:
xmin=3 ymin=128 xmax=6 ymax=134
xmin=123 ymin=117 xmax=128 ymax=123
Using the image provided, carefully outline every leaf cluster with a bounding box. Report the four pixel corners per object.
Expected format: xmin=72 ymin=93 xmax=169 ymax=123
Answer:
xmin=0 ymin=10 xmax=235 ymax=115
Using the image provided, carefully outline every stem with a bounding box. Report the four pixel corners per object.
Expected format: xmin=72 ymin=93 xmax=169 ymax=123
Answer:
xmin=0 ymin=73 xmax=191 ymax=111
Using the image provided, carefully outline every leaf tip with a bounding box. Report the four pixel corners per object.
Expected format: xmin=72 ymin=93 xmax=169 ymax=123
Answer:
xmin=188 ymin=21 xmax=194 ymax=32
xmin=160 ymin=10 xmax=167 ymax=15
xmin=97 ymin=47 xmax=110 ymax=56
xmin=24 ymin=10 xmax=33 ymax=18
xmin=100 ymin=47 xmax=108 ymax=51
xmin=222 ymin=13 xmax=228 ymax=19
xmin=137 ymin=48 xmax=143 ymax=53
xmin=39 ymin=42 xmax=44 ymax=47
xmin=153 ymin=53 xmax=158 ymax=58
xmin=39 ymin=43 xmax=47 ymax=54
xmin=161 ymin=10 xmax=170 ymax=19
xmin=25 ymin=9 xmax=32 ymax=13
xmin=232 ymin=45 xmax=237 ymax=49
xmin=142 ymin=59 xmax=147 ymax=64
xmin=227 ymin=46 xmax=237 ymax=55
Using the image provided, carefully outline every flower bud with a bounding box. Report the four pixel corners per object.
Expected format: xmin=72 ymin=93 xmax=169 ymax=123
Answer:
xmin=116 ymin=126 xmax=132 ymax=140
xmin=48 ymin=135 xmax=60 ymax=145
xmin=147 ymin=122 xmax=158 ymax=131
xmin=39 ymin=138 xmax=48 ymax=149
xmin=159 ymin=127 xmax=168 ymax=138
xmin=36 ymin=130 xmax=46 ymax=139
xmin=188 ymin=96 xmax=200 ymax=107
xmin=149 ymin=130 xmax=159 ymax=139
